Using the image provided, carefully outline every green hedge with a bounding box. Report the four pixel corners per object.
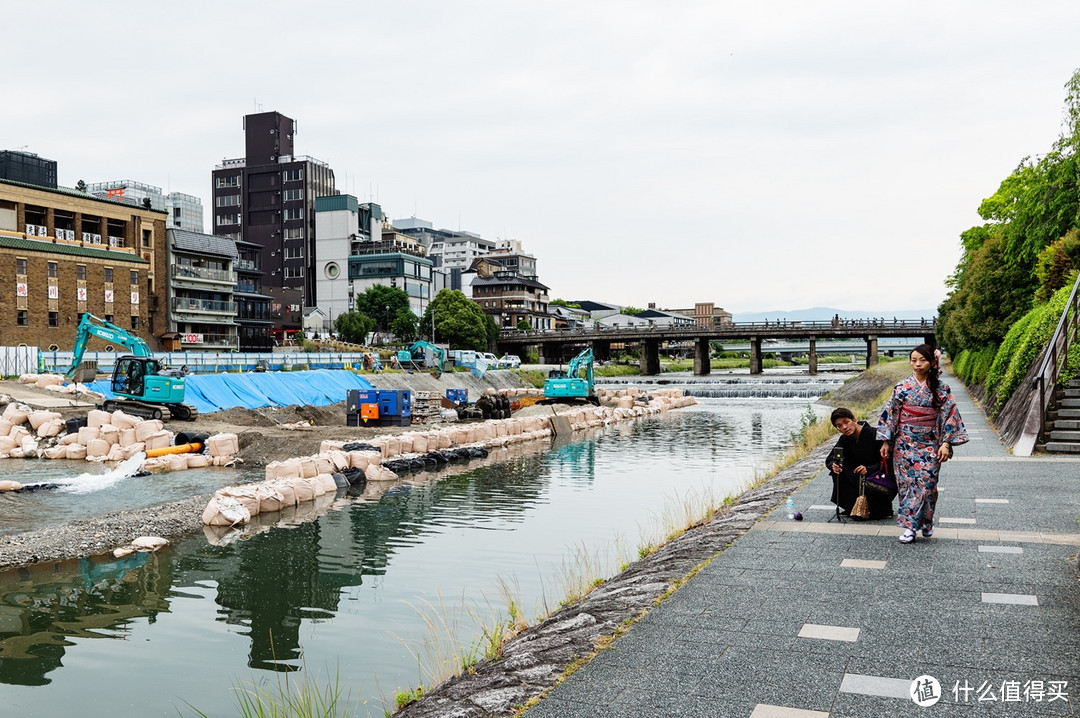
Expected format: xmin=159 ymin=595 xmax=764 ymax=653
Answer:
xmin=952 ymin=345 xmax=996 ymax=386
xmin=985 ymin=282 xmax=1073 ymax=412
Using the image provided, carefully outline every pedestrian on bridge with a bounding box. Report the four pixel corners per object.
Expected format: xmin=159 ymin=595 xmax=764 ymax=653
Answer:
xmin=876 ymin=343 xmax=968 ymax=544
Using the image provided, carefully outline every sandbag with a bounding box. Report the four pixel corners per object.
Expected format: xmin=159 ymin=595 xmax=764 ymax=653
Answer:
xmin=100 ymin=424 xmax=120 ymax=445
xmin=135 ymin=420 xmax=165 ymax=442
xmin=201 ymin=496 xmax=251 ymax=526
xmin=0 ymin=480 xmax=23 ymax=491
xmin=87 ymin=409 xmax=112 ymax=428
xmin=291 ymin=477 xmax=316 ymax=503
xmin=165 ymin=454 xmax=189 ymax=472
xmin=216 ymin=486 xmax=261 ymax=516
xmin=110 ymin=411 xmax=141 ymax=430
xmin=2 ymin=404 xmax=28 ymax=425
xmin=28 ymin=410 xmax=61 ymax=430
xmin=144 ymin=431 xmax=171 ymax=452
xmin=207 ymin=433 xmax=239 ymax=457
xmin=131 ymin=536 xmax=169 ymax=552
xmin=315 ymin=473 xmax=337 ymax=494
xmin=87 ymin=438 xmax=110 ymax=458
xmin=257 ymin=484 xmax=286 ymax=513
xmin=65 ymin=444 xmax=88 ymax=460
xmin=186 ymin=454 xmax=209 ymax=468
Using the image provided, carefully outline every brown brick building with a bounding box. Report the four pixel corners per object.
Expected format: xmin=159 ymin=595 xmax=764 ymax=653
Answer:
xmin=0 ymin=178 xmax=166 ymax=350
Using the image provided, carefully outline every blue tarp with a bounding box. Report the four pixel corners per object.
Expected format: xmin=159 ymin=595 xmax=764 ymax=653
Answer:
xmin=85 ymin=369 xmax=375 ymax=415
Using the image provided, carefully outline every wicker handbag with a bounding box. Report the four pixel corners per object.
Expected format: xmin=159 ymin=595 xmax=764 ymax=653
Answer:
xmin=850 ymin=480 xmax=870 ymax=520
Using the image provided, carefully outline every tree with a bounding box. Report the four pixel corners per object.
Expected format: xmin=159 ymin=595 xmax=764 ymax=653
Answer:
xmin=391 ymin=310 xmax=419 ymax=343
xmin=550 ymin=298 xmax=581 ymax=308
xmin=353 ymin=285 xmax=411 ymax=332
xmin=484 ymin=312 xmax=500 ymax=349
xmin=516 ymin=319 xmax=532 ymax=331
xmin=334 ymin=311 xmax=375 ymax=345
xmin=421 ymin=289 xmax=490 ymax=351
xmin=620 ymin=306 xmax=644 ymax=316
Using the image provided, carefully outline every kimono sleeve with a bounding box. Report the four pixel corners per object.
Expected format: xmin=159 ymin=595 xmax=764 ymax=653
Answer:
xmin=876 ymin=384 xmax=903 ymax=442
xmin=937 ymin=382 xmax=969 ymax=446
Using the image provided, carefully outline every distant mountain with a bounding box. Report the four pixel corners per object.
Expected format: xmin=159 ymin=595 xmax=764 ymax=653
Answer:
xmin=731 ymin=307 xmax=936 ymax=323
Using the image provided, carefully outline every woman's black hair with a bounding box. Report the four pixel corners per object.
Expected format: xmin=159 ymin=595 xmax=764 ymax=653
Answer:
xmin=912 ymin=342 xmax=942 ymax=408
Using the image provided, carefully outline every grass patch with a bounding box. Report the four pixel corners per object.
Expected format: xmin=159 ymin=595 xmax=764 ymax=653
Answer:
xmin=184 ymin=659 xmax=355 ymax=718
xmin=512 ymin=368 xmax=546 ymax=388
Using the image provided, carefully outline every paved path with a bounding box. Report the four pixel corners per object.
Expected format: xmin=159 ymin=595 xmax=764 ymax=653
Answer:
xmin=527 ymin=377 xmax=1080 ymax=717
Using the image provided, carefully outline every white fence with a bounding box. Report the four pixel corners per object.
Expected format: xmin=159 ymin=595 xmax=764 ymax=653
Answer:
xmin=0 ymin=346 xmax=39 ymax=376
xmin=30 ymin=350 xmax=374 ymax=377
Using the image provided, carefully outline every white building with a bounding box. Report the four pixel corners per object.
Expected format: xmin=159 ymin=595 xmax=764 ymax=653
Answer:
xmin=87 ymin=180 xmax=204 ymax=232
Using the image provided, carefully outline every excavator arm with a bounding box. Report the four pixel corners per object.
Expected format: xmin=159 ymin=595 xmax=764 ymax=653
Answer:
xmin=67 ymin=314 xmax=152 ymax=380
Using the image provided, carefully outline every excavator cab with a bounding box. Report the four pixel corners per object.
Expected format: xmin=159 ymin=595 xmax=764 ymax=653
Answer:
xmin=111 ymin=356 xmax=188 ymax=418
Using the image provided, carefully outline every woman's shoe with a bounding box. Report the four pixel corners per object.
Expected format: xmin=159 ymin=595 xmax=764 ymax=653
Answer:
xmin=922 ymin=525 xmax=935 ymax=538
xmin=899 ymin=529 xmax=916 ymax=544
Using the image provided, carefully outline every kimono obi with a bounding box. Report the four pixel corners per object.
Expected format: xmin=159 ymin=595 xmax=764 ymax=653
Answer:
xmin=900 ymin=403 xmax=938 ymax=427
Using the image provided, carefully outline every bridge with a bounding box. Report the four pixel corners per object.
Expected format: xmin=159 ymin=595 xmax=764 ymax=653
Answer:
xmin=497 ymin=318 xmax=936 ymax=376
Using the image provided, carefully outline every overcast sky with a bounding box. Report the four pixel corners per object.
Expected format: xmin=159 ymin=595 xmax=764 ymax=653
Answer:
xmin=6 ymin=2 xmax=1080 ymax=314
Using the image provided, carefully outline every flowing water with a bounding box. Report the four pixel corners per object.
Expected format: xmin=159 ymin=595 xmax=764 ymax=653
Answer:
xmin=0 ymin=373 xmax=845 ymax=717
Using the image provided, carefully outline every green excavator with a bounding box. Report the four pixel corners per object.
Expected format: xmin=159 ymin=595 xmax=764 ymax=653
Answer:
xmin=67 ymin=314 xmax=198 ymax=420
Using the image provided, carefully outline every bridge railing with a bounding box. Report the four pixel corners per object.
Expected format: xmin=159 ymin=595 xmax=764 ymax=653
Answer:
xmin=500 ymin=318 xmax=936 ymax=341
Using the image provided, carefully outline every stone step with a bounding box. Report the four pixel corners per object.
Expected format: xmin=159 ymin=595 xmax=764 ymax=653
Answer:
xmin=1057 ymin=409 xmax=1080 ymax=419
xmin=1062 ymin=389 xmax=1080 ymax=399
xmin=1059 ymin=399 xmax=1080 ymax=408
xmin=1069 ymin=380 xmax=1080 ymax=389
xmin=1045 ymin=441 xmax=1080 ymax=453
xmin=1049 ymin=430 xmax=1080 ymax=441
xmin=1053 ymin=419 xmax=1080 ymax=430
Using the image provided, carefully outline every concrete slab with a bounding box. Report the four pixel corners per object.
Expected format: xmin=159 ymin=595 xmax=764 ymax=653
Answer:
xmin=840 ymin=558 xmax=887 ymax=570
xmin=838 ymin=673 xmax=912 ymax=699
xmin=797 ymin=623 xmax=860 ymax=642
xmin=981 ymin=592 xmax=1039 ymax=605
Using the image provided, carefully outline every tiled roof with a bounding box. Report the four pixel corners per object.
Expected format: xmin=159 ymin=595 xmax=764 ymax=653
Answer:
xmin=0 ymin=233 xmax=149 ymax=263
xmin=170 ymin=229 xmax=238 ymax=258
xmin=471 ymin=274 xmax=550 ymax=291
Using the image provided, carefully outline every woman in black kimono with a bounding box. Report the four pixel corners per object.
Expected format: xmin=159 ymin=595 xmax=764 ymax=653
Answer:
xmin=825 ymin=407 xmax=894 ymax=520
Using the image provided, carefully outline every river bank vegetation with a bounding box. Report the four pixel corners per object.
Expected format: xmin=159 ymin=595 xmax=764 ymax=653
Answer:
xmin=939 ymin=68 xmax=1080 ymax=412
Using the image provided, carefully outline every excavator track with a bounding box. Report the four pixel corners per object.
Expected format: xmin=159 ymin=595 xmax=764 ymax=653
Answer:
xmin=100 ymin=399 xmax=198 ymax=421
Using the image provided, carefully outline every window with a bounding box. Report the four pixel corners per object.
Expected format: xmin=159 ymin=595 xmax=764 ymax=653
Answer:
xmin=104 ymin=268 xmax=114 ymax=283
xmin=284 ymin=246 xmax=303 ymax=259
xmin=77 ymin=265 xmax=86 ymax=280
xmin=285 ymin=227 xmax=303 ymax=240
xmin=47 ymin=262 xmax=57 ymax=278
xmin=284 ymin=266 xmax=304 ymax=278
xmin=130 ymin=316 xmax=139 ymax=330
xmin=216 ymin=194 xmax=240 ymax=207
xmin=216 ymin=175 xmax=240 ymax=188
xmin=48 ymin=311 xmax=58 ymax=327
xmin=283 ymin=189 xmax=303 ymax=202
xmin=16 ymin=258 xmax=26 ymax=275
xmin=16 ymin=310 xmax=27 ymax=326
xmin=283 ymin=208 xmax=303 ymax=220
xmin=130 ymin=270 xmax=138 ymax=285
xmin=217 ymin=213 xmax=241 ymax=225
xmin=283 ymin=169 xmax=303 ymax=182
xmin=142 ymin=229 xmax=152 ymax=248
xmin=105 ymin=314 xmax=114 ymax=324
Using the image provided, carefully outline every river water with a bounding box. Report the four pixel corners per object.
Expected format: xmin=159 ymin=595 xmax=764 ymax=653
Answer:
xmin=0 ymin=371 xmax=847 ymax=717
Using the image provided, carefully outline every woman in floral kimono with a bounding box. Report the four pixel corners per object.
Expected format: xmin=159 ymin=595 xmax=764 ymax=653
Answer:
xmin=877 ymin=343 xmax=968 ymax=543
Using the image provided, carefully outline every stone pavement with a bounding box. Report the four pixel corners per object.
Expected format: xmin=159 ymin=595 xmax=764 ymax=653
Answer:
xmin=527 ymin=378 xmax=1080 ymax=717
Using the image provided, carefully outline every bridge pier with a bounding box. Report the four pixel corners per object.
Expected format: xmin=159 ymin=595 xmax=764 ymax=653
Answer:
xmin=640 ymin=338 xmax=660 ymax=376
xmin=749 ymin=337 xmax=762 ymax=375
xmin=866 ymin=336 xmax=879 ymax=369
xmin=808 ymin=337 xmax=817 ymax=375
xmin=539 ymin=341 xmax=562 ymax=364
xmin=693 ymin=337 xmax=711 ymax=376
xmin=592 ymin=340 xmax=611 ymax=363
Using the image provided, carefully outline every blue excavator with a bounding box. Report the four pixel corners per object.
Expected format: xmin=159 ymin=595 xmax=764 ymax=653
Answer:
xmin=543 ymin=347 xmax=598 ymax=405
xmin=66 ymin=314 xmax=198 ymax=420
xmin=395 ymin=340 xmax=447 ymax=378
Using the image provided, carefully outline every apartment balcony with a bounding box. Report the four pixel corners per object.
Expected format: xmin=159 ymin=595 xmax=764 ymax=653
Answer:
xmin=234 ymin=258 xmax=258 ymax=271
xmin=173 ymin=297 xmax=239 ymax=314
xmin=171 ymin=265 xmax=238 ymax=285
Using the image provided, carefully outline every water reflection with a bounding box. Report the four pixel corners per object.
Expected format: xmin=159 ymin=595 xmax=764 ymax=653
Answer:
xmin=0 ymin=552 xmax=169 ymax=686
xmin=0 ymin=395 xmax=820 ymax=715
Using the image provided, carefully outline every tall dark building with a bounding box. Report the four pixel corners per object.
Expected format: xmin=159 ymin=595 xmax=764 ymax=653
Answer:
xmin=211 ymin=112 xmax=336 ymax=341
xmin=0 ymin=151 xmax=57 ymax=189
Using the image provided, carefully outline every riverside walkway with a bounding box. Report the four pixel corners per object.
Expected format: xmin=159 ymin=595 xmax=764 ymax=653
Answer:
xmin=527 ymin=378 xmax=1080 ymax=717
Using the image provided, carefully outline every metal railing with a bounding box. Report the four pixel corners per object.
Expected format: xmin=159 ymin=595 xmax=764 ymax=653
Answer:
xmin=1028 ymin=272 xmax=1080 ymax=450
xmin=171 ymin=266 xmax=238 ymax=283
xmin=173 ymin=298 xmax=239 ymax=314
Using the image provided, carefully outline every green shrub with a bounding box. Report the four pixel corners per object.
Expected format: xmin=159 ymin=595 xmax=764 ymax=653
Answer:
xmin=987 ymin=282 xmax=1073 ymax=411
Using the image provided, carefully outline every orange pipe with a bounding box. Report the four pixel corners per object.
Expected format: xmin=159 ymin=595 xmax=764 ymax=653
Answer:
xmin=145 ymin=442 xmax=203 ymax=458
